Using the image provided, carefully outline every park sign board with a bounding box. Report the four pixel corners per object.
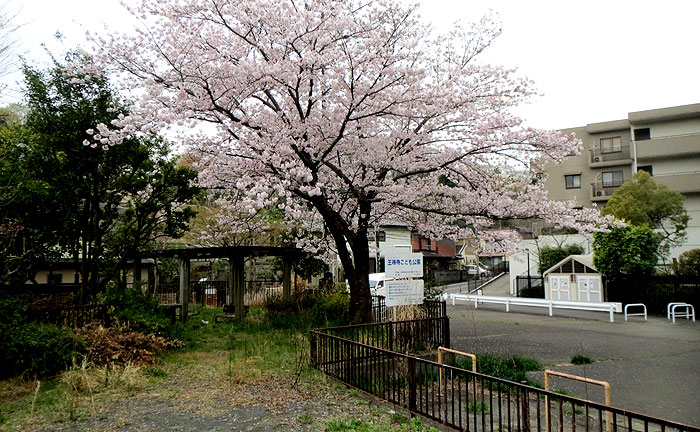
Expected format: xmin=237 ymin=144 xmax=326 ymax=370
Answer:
xmin=385 ymin=253 xmax=424 ymax=278
xmin=385 ymin=279 xmax=424 ymax=307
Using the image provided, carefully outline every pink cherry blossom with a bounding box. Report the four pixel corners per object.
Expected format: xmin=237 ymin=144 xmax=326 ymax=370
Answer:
xmin=86 ymin=0 xmax=612 ymax=322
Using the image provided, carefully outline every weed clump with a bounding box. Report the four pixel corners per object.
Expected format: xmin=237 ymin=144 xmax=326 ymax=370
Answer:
xmin=456 ymin=354 xmax=543 ymax=385
xmin=570 ymin=354 xmax=594 ymax=365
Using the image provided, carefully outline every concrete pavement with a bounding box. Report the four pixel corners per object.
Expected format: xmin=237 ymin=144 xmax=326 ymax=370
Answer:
xmin=446 ymin=303 xmax=700 ymax=427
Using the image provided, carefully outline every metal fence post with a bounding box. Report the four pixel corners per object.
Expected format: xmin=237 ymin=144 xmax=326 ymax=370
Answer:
xmin=521 ymin=382 xmax=530 ymax=432
xmin=310 ymin=331 xmax=318 ymax=368
xmin=388 ymin=323 xmax=394 ymax=352
xmin=443 ymin=316 xmax=451 ymax=349
xmin=408 ymin=357 xmax=417 ymax=413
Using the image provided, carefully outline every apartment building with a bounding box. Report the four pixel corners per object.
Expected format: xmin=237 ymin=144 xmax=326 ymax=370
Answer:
xmin=542 ymin=103 xmax=700 ymax=258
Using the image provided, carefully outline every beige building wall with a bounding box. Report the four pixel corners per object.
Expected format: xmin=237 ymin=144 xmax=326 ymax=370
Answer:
xmin=543 ymin=103 xmax=700 ymax=260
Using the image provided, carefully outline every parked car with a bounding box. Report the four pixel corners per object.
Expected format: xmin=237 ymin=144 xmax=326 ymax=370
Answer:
xmin=369 ymin=272 xmax=388 ymax=296
xmin=466 ymin=265 xmax=491 ymax=278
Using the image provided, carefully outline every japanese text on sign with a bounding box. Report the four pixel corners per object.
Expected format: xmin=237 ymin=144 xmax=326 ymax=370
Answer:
xmin=385 ymin=253 xmax=423 ymax=278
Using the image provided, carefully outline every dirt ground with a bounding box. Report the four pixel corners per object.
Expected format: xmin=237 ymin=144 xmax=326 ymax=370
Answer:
xmin=31 ymin=366 xmax=440 ymax=432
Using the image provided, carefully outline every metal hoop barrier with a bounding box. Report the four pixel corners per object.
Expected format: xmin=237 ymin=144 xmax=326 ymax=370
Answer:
xmin=624 ymin=303 xmax=647 ymax=321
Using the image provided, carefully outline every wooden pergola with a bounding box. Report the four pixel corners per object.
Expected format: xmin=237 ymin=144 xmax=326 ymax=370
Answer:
xmin=148 ymin=246 xmax=303 ymax=321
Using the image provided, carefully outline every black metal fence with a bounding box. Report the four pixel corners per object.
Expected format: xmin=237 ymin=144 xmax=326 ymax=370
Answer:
xmin=312 ymin=317 xmax=449 ymax=354
xmin=26 ymin=304 xmax=110 ymax=328
xmin=516 ymin=276 xmax=545 ymax=298
xmin=311 ymin=319 xmax=700 ymax=432
xmin=606 ymin=275 xmax=700 ymax=315
xmin=154 ymin=279 xmax=284 ymax=307
xmin=371 ymin=297 xmax=448 ymax=323
xmin=433 ymin=262 xmax=510 ymax=285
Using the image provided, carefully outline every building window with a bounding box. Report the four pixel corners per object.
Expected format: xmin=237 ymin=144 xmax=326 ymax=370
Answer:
xmin=637 ymin=165 xmax=653 ymax=176
xmin=376 ymin=230 xmax=386 ymax=242
xmin=602 ymin=171 xmax=623 ymax=187
xmin=565 ymin=174 xmax=581 ymax=189
xmin=600 ymin=136 xmax=621 ymax=153
xmin=634 ymin=128 xmax=651 ymax=141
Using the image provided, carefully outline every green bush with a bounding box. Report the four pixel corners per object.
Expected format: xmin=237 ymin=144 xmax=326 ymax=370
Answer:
xmin=100 ymin=283 xmax=171 ymax=334
xmin=262 ymin=292 xmax=351 ymax=328
xmin=677 ymin=248 xmax=700 ymax=276
xmin=309 ymin=293 xmax=351 ymax=325
xmin=538 ymin=245 xmax=584 ymax=273
xmin=0 ymin=297 xmax=83 ymax=379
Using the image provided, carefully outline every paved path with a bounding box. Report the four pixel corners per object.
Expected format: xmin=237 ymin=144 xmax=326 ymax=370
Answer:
xmin=447 ymin=303 xmax=700 ymax=427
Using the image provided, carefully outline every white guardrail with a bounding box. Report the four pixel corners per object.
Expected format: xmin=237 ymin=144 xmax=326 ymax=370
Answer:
xmin=447 ymin=294 xmax=622 ymax=322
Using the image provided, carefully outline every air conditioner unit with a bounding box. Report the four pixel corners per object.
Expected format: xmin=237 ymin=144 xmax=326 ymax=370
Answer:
xmin=596 ymin=190 xmax=605 ymax=197
xmin=593 ymin=156 xmax=601 ymax=163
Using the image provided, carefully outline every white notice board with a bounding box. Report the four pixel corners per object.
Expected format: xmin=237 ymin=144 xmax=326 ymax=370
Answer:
xmin=385 ymin=253 xmax=424 ymax=279
xmin=385 ymin=279 xmax=424 ymax=307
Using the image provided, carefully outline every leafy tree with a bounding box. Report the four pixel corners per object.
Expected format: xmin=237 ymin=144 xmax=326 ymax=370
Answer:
xmin=89 ymin=0 xmax=605 ymax=321
xmin=538 ymin=244 xmax=584 ymax=273
xmin=593 ymin=226 xmax=661 ymax=277
xmin=676 ymin=249 xmax=700 ymax=277
xmin=602 ymin=171 xmax=688 ymax=253
xmin=1 ymin=55 xmax=199 ymax=297
xmin=0 ymin=108 xmax=64 ymax=284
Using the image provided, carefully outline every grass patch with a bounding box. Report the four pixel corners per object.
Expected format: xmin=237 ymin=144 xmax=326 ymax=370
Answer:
xmin=570 ymin=355 xmax=594 ymax=365
xmin=0 ymin=305 xmax=322 ymax=430
xmin=455 ymin=354 xmax=543 ymax=385
xmin=326 ymin=414 xmax=440 ymax=431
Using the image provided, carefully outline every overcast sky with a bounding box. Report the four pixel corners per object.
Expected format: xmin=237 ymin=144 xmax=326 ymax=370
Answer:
xmin=3 ymin=0 xmax=699 ymax=129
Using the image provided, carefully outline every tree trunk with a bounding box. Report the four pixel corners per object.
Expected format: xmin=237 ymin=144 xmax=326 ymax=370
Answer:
xmin=348 ymin=239 xmax=372 ymax=323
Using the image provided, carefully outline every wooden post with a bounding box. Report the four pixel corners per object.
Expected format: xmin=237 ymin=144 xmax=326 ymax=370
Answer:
xmin=179 ymin=257 xmax=190 ymax=322
xmin=282 ymin=256 xmax=292 ymax=299
xmin=230 ymin=254 xmax=245 ymax=319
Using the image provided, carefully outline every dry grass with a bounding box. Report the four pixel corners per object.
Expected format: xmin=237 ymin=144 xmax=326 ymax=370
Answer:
xmin=61 ymin=359 xmax=147 ymax=394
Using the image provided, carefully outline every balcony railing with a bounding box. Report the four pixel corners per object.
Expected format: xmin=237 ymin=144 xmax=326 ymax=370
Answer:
xmin=589 ymin=145 xmax=632 ymax=164
xmin=591 ymin=181 xmax=623 ymax=199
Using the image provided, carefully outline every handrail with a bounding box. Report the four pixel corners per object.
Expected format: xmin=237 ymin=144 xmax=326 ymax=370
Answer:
xmin=545 ymin=370 xmax=612 ymax=432
xmin=450 ymin=293 xmax=621 ymax=322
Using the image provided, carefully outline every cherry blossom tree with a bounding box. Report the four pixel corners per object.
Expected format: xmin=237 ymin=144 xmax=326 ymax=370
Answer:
xmin=88 ymin=0 xmax=607 ymax=322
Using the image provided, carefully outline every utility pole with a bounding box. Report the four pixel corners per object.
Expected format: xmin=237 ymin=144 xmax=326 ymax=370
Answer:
xmin=375 ymin=223 xmax=381 ymax=273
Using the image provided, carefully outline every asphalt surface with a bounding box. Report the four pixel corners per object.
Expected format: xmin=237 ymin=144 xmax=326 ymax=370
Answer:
xmin=446 ymin=303 xmax=700 ymax=427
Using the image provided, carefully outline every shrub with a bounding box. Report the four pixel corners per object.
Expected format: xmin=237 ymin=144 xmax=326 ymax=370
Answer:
xmin=309 ymin=293 xmax=351 ymax=325
xmin=677 ymin=248 xmax=700 ymax=276
xmin=263 ymin=292 xmax=351 ymax=328
xmin=100 ymin=282 xmax=171 ymax=334
xmin=538 ymin=245 xmax=585 ymax=273
xmin=0 ymin=296 xmax=83 ymax=378
xmin=0 ymin=321 xmax=82 ymax=379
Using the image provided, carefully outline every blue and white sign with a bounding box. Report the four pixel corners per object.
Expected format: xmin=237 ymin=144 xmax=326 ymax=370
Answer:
xmin=386 ymin=279 xmax=424 ymax=307
xmin=385 ymin=253 xmax=423 ymax=278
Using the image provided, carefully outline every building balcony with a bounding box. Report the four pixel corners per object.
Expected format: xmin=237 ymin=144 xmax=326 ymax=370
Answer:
xmin=653 ymin=171 xmax=700 ymax=194
xmin=589 ymin=145 xmax=633 ymax=167
xmin=591 ymin=181 xmax=623 ymax=201
xmin=636 ymin=134 xmax=700 ymax=160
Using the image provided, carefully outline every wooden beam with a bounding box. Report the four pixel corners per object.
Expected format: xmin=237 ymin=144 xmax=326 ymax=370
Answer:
xmin=179 ymin=258 xmax=190 ymax=321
